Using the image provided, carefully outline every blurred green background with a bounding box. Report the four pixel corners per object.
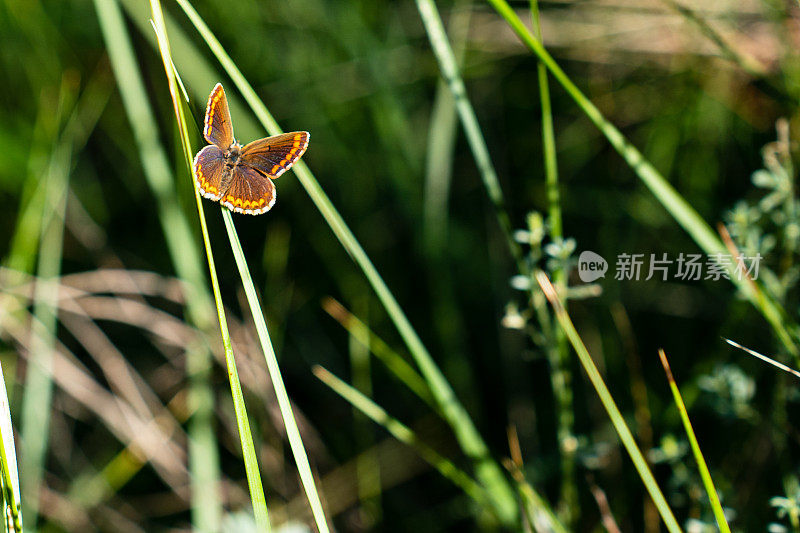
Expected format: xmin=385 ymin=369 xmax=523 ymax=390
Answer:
xmin=2 ymin=0 xmax=800 ymax=531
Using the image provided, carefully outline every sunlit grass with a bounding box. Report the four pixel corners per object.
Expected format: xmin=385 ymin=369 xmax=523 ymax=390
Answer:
xmin=149 ymin=0 xmax=270 ymax=528
xmin=1 ymin=0 xmax=798 ymax=529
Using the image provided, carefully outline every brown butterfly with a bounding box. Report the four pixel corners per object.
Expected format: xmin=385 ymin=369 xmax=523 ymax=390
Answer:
xmin=193 ymin=83 xmax=309 ymax=215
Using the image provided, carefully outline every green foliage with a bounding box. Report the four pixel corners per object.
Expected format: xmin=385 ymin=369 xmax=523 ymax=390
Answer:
xmin=2 ymin=0 xmax=800 ymax=530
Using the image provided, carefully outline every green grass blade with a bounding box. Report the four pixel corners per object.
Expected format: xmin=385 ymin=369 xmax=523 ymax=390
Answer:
xmin=20 ymin=135 xmax=70 ymax=529
xmin=321 ymin=298 xmax=435 ymax=408
xmin=312 ymin=365 xmax=492 ymax=515
xmin=658 ymin=349 xmax=730 ymax=532
xmin=173 ymin=0 xmax=518 ymax=523
xmin=92 ymin=0 xmax=222 ymax=528
xmin=503 ymin=458 xmax=567 ymax=533
xmin=221 ymin=211 xmax=330 ymax=533
xmin=0 ymin=361 xmax=22 ymax=532
xmin=423 ymin=0 xmax=470 ymax=257
xmin=529 ymin=0 xmax=576 ymax=522
xmin=486 ymin=0 xmax=799 ymax=360
xmin=536 ymin=272 xmax=682 ymax=533
xmin=413 ymin=0 xmax=523 ymax=269
xmin=148 ymin=1 xmax=269 ymax=528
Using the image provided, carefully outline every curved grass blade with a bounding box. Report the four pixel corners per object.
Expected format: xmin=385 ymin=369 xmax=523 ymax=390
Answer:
xmin=536 ymin=272 xmax=682 ymax=533
xmin=658 ymin=349 xmax=730 ymax=532
xmin=312 ymin=365 xmax=493 ymax=516
xmin=148 ymin=1 xmax=269 ymax=529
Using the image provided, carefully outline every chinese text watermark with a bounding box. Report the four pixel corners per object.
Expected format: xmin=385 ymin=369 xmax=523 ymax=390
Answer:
xmin=577 ymin=251 xmax=761 ymax=283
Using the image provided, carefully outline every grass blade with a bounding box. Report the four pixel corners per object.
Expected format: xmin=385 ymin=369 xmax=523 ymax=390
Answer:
xmin=535 ymin=271 xmax=682 ymax=533
xmin=312 ymin=365 xmax=492 ymax=515
xmin=658 ymin=349 xmax=730 ymax=532
xmin=725 ymin=339 xmax=800 ymax=380
xmin=20 ymin=129 xmax=71 ymax=529
xmin=486 ymin=0 xmax=800 ymax=360
xmin=173 ymin=0 xmax=518 ymax=523
xmin=92 ymin=0 xmax=222 ymax=528
xmin=148 ymin=1 xmax=269 ymax=528
xmin=321 ymin=297 xmax=434 ymax=408
xmin=222 ymin=211 xmax=330 ymax=533
xmin=413 ymin=0 xmax=523 ymax=269
xmin=0 ymin=361 xmax=22 ymax=532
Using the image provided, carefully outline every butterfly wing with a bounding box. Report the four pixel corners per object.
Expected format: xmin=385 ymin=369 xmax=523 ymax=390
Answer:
xmin=220 ymin=166 xmax=277 ymax=215
xmin=240 ymin=131 xmax=309 ymax=178
xmin=203 ymin=83 xmax=234 ymax=149
xmin=193 ymin=144 xmax=225 ymax=201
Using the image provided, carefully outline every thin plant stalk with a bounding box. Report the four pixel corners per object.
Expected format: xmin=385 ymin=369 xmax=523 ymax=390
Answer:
xmin=149 ymin=0 xmax=270 ymax=528
xmin=413 ymin=0 xmax=523 ymax=270
xmin=92 ymin=0 xmax=222 ymax=528
xmin=174 ymin=0 xmax=518 ymax=523
xmin=658 ymin=349 xmax=730 ymax=532
xmin=536 ymin=271 xmax=682 ymax=533
xmin=222 ymin=211 xmax=330 ymax=533
xmin=321 ymin=297 xmax=435 ymax=408
xmin=312 ymin=365 xmax=493 ymax=514
xmin=529 ymin=0 xmax=575 ymax=522
xmin=486 ymin=0 xmax=799 ymax=361
xmin=725 ymin=338 xmax=800 ymax=380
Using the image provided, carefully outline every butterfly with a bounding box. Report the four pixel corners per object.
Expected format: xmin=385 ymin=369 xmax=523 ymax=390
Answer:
xmin=193 ymin=83 xmax=309 ymax=215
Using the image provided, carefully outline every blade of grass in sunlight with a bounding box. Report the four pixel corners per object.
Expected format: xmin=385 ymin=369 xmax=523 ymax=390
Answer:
xmin=148 ymin=1 xmax=269 ymax=529
xmin=93 ymin=0 xmax=222 ymax=528
xmin=725 ymin=339 xmax=800 ymax=380
xmin=172 ymin=0 xmax=518 ymax=523
xmin=312 ymin=365 xmax=493 ymax=516
xmin=321 ymin=297 xmax=435 ymax=408
xmin=486 ymin=0 xmax=800 ymax=361
xmin=0 ymin=361 xmax=22 ymax=532
xmin=535 ymin=271 xmax=682 ymax=533
xmin=658 ymin=349 xmax=730 ymax=532
xmin=222 ymin=211 xmax=330 ymax=533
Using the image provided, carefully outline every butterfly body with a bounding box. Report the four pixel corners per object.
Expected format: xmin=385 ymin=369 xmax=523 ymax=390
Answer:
xmin=193 ymin=83 xmax=309 ymax=215
xmin=224 ymin=142 xmax=242 ymax=169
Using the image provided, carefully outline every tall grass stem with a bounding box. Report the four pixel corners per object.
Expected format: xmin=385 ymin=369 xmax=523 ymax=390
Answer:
xmin=175 ymin=0 xmax=518 ymax=523
xmin=149 ymin=0 xmax=270 ymax=528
